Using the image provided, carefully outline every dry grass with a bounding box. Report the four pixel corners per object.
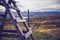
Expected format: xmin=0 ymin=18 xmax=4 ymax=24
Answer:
xmin=0 ymin=17 xmax=60 ymax=40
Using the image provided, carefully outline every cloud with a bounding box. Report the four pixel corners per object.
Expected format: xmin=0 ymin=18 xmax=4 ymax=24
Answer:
xmin=0 ymin=6 xmax=5 ymax=12
xmin=0 ymin=0 xmax=60 ymax=12
xmin=16 ymin=0 xmax=60 ymax=12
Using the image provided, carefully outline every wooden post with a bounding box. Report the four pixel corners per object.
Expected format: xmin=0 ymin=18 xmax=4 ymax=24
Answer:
xmin=28 ymin=9 xmax=30 ymax=27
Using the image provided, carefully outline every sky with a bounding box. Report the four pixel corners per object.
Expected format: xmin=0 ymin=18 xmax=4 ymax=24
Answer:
xmin=0 ymin=0 xmax=60 ymax=12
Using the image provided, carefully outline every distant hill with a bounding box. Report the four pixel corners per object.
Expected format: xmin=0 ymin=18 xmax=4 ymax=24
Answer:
xmin=0 ymin=11 xmax=60 ymax=18
xmin=22 ymin=11 xmax=60 ymax=17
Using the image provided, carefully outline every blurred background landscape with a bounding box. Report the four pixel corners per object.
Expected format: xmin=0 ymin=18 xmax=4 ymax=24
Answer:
xmin=0 ymin=11 xmax=60 ymax=40
xmin=0 ymin=0 xmax=60 ymax=40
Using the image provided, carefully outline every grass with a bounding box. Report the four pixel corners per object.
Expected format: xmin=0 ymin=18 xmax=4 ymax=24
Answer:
xmin=31 ymin=31 xmax=52 ymax=40
xmin=0 ymin=17 xmax=60 ymax=40
xmin=2 ymin=31 xmax=52 ymax=40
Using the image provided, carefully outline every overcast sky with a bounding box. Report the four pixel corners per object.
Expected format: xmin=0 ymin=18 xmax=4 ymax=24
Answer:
xmin=0 ymin=0 xmax=60 ymax=12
